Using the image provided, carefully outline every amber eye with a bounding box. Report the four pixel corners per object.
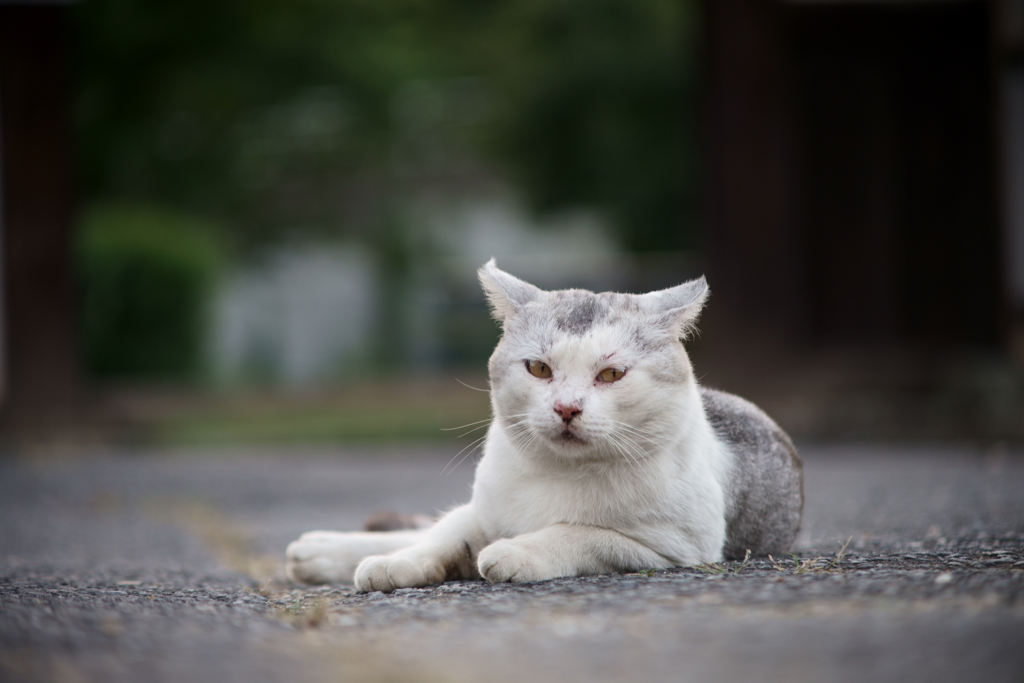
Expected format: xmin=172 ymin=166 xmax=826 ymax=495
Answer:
xmin=597 ymin=367 xmax=625 ymax=383
xmin=526 ymin=360 xmax=552 ymax=379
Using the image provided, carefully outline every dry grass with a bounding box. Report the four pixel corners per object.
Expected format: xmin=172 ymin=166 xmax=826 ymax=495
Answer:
xmin=278 ymin=596 xmax=329 ymax=630
xmin=691 ymin=539 xmax=853 ymax=576
xmin=143 ymin=497 xmax=279 ymax=583
xmin=770 ymin=537 xmax=852 ymax=575
xmin=695 ymin=549 xmax=753 ymax=575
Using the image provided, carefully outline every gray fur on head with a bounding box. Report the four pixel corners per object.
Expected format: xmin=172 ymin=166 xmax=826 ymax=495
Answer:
xmin=478 ymin=258 xmax=544 ymax=324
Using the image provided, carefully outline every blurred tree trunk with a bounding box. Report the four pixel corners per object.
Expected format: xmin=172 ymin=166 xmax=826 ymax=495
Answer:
xmin=0 ymin=4 xmax=82 ymax=440
xmin=697 ymin=0 xmax=1015 ymax=439
xmin=700 ymin=0 xmax=1001 ymax=352
xmin=700 ymin=0 xmax=805 ymax=353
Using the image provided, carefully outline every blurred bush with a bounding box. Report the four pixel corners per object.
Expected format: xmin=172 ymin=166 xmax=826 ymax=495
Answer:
xmin=495 ymin=0 xmax=695 ymax=252
xmin=77 ymin=205 xmax=223 ymax=379
xmin=72 ymin=0 xmax=696 ymax=253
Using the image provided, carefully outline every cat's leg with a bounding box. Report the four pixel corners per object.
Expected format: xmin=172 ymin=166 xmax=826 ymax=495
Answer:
xmin=476 ymin=524 xmax=678 ymax=583
xmin=354 ymin=504 xmax=486 ymax=592
xmin=286 ymin=530 xmax=426 ymax=584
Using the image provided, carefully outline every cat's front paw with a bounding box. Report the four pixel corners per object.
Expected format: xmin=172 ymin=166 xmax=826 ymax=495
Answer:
xmin=477 ymin=539 xmax=556 ymax=584
xmin=353 ymin=553 xmax=445 ymax=593
xmin=286 ymin=531 xmax=366 ymax=584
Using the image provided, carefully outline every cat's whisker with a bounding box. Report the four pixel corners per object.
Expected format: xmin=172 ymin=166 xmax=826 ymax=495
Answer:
xmin=611 ymin=429 xmax=654 ymax=470
xmin=440 ymin=417 xmax=494 ymax=431
xmin=446 ymin=433 xmax=492 ymax=475
xmin=605 ymin=434 xmax=641 ymax=473
xmin=441 ymin=433 xmax=490 ymax=475
xmin=443 ymin=413 xmax=531 ymax=440
xmin=618 ymin=428 xmax=658 ymax=445
xmin=612 ymin=424 xmax=670 ymax=457
xmin=454 ymin=423 xmax=493 ymax=439
xmin=617 ymin=435 xmax=647 ymax=469
xmin=508 ymin=424 xmax=541 ymax=454
xmin=611 ymin=420 xmax=661 ymax=441
xmin=610 ymin=430 xmax=643 ymax=450
xmin=446 ymin=445 xmax=487 ymax=477
xmin=506 ymin=426 xmax=536 ymax=452
xmin=454 ymin=378 xmax=490 ymax=393
xmin=603 ymin=430 xmax=637 ymax=465
xmin=612 ymin=418 xmax=661 ymax=435
xmin=448 ymin=413 xmax=540 ymax=473
xmin=615 ymin=429 xmax=652 ymax=455
xmin=504 ymin=417 xmax=529 ymax=432
xmin=505 ymin=429 xmax=525 ymax=441
xmin=610 ymin=430 xmax=654 ymax=450
xmin=605 ymin=440 xmax=633 ymax=472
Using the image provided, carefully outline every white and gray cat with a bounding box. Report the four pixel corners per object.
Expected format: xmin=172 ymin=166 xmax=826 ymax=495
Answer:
xmin=286 ymin=260 xmax=803 ymax=592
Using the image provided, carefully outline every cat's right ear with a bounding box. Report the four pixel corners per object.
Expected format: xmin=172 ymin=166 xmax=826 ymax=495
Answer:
xmin=478 ymin=258 xmax=543 ymax=323
xmin=636 ymin=276 xmax=709 ymax=339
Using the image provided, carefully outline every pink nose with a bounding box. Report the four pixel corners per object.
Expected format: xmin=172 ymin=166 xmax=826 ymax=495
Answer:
xmin=554 ymin=402 xmax=582 ymax=422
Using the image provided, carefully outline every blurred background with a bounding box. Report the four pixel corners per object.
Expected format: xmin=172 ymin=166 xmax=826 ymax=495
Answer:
xmin=0 ymin=0 xmax=1022 ymax=450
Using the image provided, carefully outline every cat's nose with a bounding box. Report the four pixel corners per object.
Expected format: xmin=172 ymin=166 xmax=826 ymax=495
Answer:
xmin=554 ymin=402 xmax=582 ymax=422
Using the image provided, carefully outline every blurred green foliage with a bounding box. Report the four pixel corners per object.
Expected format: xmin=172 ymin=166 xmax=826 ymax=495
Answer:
xmin=496 ymin=0 xmax=697 ymax=251
xmin=73 ymin=0 xmax=697 ymax=253
xmin=77 ymin=205 xmax=223 ymax=379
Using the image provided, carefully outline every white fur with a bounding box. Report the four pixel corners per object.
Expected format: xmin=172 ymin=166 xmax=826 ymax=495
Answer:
xmin=285 ymin=530 xmax=427 ymax=584
xmin=285 ymin=261 xmax=734 ymax=591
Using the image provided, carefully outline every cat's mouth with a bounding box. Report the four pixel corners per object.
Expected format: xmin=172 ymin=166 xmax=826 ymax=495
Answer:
xmin=556 ymin=428 xmax=587 ymax=445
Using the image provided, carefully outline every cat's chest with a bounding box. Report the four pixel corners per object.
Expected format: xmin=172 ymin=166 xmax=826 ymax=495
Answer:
xmin=472 ymin=452 xmax=670 ymax=537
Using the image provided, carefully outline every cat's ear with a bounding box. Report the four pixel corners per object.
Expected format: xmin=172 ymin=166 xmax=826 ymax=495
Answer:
xmin=636 ymin=276 xmax=709 ymax=339
xmin=478 ymin=258 xmax=543 ymax=322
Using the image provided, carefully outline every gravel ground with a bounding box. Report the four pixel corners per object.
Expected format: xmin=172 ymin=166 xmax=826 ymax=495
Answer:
xmin=1 ymin=443 xmax=1023 ymax=683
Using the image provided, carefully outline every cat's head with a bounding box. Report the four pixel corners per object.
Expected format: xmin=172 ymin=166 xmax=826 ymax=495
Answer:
xmin=479 ymin=259 xmax=708 ymax=463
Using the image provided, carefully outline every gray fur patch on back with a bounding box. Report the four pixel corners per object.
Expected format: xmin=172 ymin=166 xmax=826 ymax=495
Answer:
xmin=701 ymin=387 xmax=804 ymax=559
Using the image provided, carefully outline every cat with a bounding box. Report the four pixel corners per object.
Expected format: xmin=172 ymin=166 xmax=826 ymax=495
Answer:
xmin=286 ymin=260 xmax=803 ymax=592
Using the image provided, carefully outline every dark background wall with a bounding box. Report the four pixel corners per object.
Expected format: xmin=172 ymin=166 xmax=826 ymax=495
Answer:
xmin=703 ymin=0 xmax=1006 ymax=352
xmin=0 ymin=4 xmax=81 ymax=424
xmin=792 ymin=1 xmax=1000 ymax=348
xmin=698 ymin=0 xmax=1022 ymax=438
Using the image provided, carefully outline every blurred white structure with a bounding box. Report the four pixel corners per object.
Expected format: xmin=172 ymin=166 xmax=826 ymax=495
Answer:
xmin=210 ymin=245 xmax=376 ymax=386
xmin=426 ymin=196 xmax=623 ymax=292
xmin=207 ymin=195 xmax=628 ymax=385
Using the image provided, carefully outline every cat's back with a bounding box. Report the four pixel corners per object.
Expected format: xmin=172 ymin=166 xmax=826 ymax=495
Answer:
xmin=700 ymin=386 xmax=803 ymax=560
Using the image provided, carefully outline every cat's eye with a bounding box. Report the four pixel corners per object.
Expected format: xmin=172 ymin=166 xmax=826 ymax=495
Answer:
xmin=597 ymin=367 xmax=625 ymax=383
xmin=526 ymin=360 xmax=552 ymax=379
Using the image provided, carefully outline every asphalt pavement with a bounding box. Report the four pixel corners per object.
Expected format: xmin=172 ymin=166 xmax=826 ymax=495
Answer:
xmin=1 ymin=442 xmax=1023 ymax=683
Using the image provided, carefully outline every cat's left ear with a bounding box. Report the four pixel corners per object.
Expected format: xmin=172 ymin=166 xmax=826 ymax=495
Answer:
xmin=478 ymin=258 xmax=544 ymax=323
xmin=636 ymin=276 xmax=709 ymax=339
